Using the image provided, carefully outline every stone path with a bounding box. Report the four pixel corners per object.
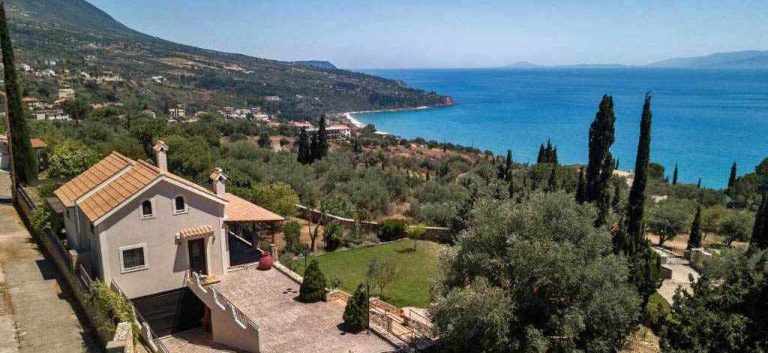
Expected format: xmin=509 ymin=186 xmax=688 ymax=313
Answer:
xmin=0 ymin=204 xmax=101 ymax=353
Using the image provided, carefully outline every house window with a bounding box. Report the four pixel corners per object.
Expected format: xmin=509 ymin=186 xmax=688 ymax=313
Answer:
xmin=174 ymin=196 xmax=187 ymax=214
xmin=119 ymin=244 xmax=147 ymax=273
xmin=141 ymin=200 xmax=153 ymax=218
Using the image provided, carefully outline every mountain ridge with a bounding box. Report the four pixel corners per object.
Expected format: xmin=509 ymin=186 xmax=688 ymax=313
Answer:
xmin=4 ymin=0 xmax=449 ymax=117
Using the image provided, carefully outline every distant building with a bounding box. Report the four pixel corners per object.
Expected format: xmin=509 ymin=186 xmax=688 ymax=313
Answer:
xmin=20 ymin=63 xmax=32 ymax=72
xmin=151 ymin=75 xmax=166 ymax=84
xmin=38 ymin=69 xmax=56 ymax=78
xmin=58 ymin=88 xmax=75 ymax=101
xmin=34 ymin=109 xmax=70 ymax=121
xmin=289 ymin=120 xmax=313 ymax=129
xmin=97 ymin=71 xmax=123 ymax=83
xmin=0 ymin=135 xmax=47 ymax=171
xmin=307 ymin=124 xmax=352 ymax=140
xmin=263 ymin=96 xmax=281 ymax=102
xmin=169 ymin=105 xmax=186 ymax=119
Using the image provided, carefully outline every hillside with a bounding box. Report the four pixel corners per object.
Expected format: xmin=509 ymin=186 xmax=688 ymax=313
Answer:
xmin=4 ymin=0 xmax=449 ymax=117
xmin=647 ymin=50 xmax=768 ymax=69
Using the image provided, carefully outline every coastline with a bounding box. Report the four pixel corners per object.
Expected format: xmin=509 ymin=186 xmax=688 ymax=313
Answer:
xmin=342 ymin=103 xmax=451 ymax=130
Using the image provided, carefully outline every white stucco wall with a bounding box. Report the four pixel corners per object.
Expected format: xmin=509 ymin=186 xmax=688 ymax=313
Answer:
xmin=98 ymin=180 xmax=226 ymax=299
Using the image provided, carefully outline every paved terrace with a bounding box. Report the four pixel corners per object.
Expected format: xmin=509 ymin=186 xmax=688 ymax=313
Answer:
xmin=213 ymin=266 xmax=396 ymax=353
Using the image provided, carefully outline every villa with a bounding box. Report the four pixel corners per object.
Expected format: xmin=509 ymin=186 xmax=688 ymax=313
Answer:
xmin=52 ymin=142 xmax=393 ymax=353
xmin=307 ymin=124 xmax=352 ymax=139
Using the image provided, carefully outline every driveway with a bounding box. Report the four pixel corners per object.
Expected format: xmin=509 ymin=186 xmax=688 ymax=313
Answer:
xmin=0 ymin=204 xmax=101 ymax=353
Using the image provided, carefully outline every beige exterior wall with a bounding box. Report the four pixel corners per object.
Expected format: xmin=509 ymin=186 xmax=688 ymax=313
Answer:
xmin=98 ymin=180 xmax=227 ymax=299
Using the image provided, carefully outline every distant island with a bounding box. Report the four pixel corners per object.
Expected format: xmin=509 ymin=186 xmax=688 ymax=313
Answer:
xmin=505 ymin=50 xmax=768 ymax=70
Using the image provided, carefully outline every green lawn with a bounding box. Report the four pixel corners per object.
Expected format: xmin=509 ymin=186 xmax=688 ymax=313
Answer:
xmin=294 ymin=240 xmax=444 ymax=308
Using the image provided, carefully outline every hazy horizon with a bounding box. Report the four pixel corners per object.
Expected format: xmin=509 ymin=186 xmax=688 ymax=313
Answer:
xmin=88 ymin=0 xmax=768 ymax=69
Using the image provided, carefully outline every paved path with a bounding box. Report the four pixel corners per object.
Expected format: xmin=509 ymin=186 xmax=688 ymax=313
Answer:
xmin=0 ymin=204 xmax=101 ymax=353
xmin=658 ymin=258 xmax=700 ymax=304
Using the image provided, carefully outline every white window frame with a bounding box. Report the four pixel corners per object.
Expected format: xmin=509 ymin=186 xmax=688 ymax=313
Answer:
xmin=119 ymin=243 xmax=148 ymax=273
xmin=173 ymin=195 xmax=188 ymax=215
xmin=140 ymin=198 xmax=155 ymax=219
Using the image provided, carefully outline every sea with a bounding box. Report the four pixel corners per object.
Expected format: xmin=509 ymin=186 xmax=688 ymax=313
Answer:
xmin=355 ymin=68 xmax=768 ymax=188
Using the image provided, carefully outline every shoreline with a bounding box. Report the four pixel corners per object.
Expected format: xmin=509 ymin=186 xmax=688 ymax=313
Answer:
xmin=342 ymin=103 xmax=452 ymax=130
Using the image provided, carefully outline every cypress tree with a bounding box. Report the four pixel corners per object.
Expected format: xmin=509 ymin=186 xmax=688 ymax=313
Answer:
xmin=612 ymin=182 xmax=622 ymax=214
xmin=508 ymin=178 xmax=515 ymax=199
xmin=343 ymin=284 xmax=369 ymax=332
xmin=537 ymin=144 xmax=545 ymax=164
xmin=353 ymin=136 xmax=362 ymax=153
xmin=504 ymin=150 xmax=512 ymax=181
xmin=727 ymin=162 xmax=737 ymax=192
xmin=0 ymin=3 xmax=36 ymax=184
xmin=551 ymin=146 xmax=558 ymax=165
xmin=697 ymin=178 xmax=702 ymax=189
xmin=297 ymin=128 xmax=311 ymax=164
xmin=575 ymin=168 xmax=586 ymax=204
xmin=749 ymin=193 xmax=768 ymax=252
xmin=316 ymin=115 xmax=329 ymax=160
xmin=688 ymin=205 xmax=702 ymax=250
xmin=672 ymin=163 xmax=679 ymax=185
xmin=299 ymin=259 xmax=328 ymax=302
xmin=310 ymin=131 xmax=319 ymax=162
xmin=546 ymin=166 xmax=557 ymax=192
xmin=585 ymin=95 xmax=616 ymax=203
xmin=626 ymin=93 xmax=653 ymax=250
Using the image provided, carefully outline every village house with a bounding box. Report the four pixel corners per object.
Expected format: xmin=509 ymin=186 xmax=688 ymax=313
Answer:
xmin=307 ymin=124 xmax=352 ymax=139
xmin=58 ymin=87 xmax=76 ymax=101
xmin=0 ymin=135 xmax=47 ymax=171
xmin=33 ymin=108 xmax=71 ymax=121
xmin=288 ymin=120 xmax=313 ymax=129
xmin=168 ymin=105 xmax=185 ymax=119
xmin=51 ymin=142 xmax=285 ymax=350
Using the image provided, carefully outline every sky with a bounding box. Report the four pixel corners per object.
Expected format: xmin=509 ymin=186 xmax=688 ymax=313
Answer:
xmin=88 ymin=0 xmax=768 ymax=69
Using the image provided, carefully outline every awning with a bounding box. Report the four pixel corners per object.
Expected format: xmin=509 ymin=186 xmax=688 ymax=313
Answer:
xmin=176 ymin=225 xmax=215 ymax=241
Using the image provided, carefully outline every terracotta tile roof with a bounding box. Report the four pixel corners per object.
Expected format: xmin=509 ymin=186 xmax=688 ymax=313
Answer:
xmin=54 ymin=152 xmax=227 ymax=223
xmin=177 ymin=225 xmax=215 ymax=240
xmin=54 ymin=152 xmax=132 ymax=207
xmin=30 ymin=138 xmax=47 ymax=149
xmin=79 ymin=161 xmax=161 ymax=222
xmin=223 ymin=193 xmax=284 ymax=222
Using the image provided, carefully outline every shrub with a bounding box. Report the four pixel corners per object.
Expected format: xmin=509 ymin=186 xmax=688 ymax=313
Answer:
xmin=379 ymin=219 xmax=407 ymax=241
xmin=48 ymin=140 xmax=99 ymax=180
xmin=299 ymin=259 xmax=327 ymax=302
xmin=645 ymin=292 xmax=671 ymax=331
xmin=343 ymin=284 xmax=369 ymax=332
xmin=324 ymin=223 xmax=343 ymax=251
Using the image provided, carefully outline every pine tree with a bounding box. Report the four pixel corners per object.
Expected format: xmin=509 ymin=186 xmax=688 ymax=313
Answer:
xmin=0 ymin=3 xmax=36 ymax=184
xmin=672 ymin=163 xmax=679 ymax=185
xmin=749 ymin=193 xmax=768 ymax=252
xmin=316 ymin=115 xmax=329 ymax=160
xmin=297 ymin=128 xmax=312 ymax=164
xmin=688 ymin=205 xmax=702 ymax=250
xmin=626 ymin=93 xmax=653 ymax=250
xmin=343 ymin=284 xmax=369 ymax=332
xmin=586 ymin=95 xmax=616 ymax=204
xmin=575 ymin=168 xmax=586 ymax=204
xmin=299 ymin=259 xmax=328 ymax=302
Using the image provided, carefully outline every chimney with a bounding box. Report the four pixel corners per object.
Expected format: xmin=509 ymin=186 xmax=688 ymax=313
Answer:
xmin=153 ymin=140 xmax=169 ymax=172
xmin=210 ymin=167 xmax=227 ymax=196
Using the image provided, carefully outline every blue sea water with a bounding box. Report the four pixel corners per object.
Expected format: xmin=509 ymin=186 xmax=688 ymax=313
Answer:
xmin=356 ymin=68 xmax=768 ymax=188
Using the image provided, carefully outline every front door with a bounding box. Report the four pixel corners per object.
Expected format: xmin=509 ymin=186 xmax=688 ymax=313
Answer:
xmin=188 ymin=238 xmax=207 ymax=275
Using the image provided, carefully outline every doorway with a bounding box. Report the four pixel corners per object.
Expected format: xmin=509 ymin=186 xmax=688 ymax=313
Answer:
xmin=188 ymin=238 xmax=207 ymax=275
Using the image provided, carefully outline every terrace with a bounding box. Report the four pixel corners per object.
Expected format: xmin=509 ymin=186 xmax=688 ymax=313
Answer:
xmin=212 ymin=266 xmax=396 ymax=353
